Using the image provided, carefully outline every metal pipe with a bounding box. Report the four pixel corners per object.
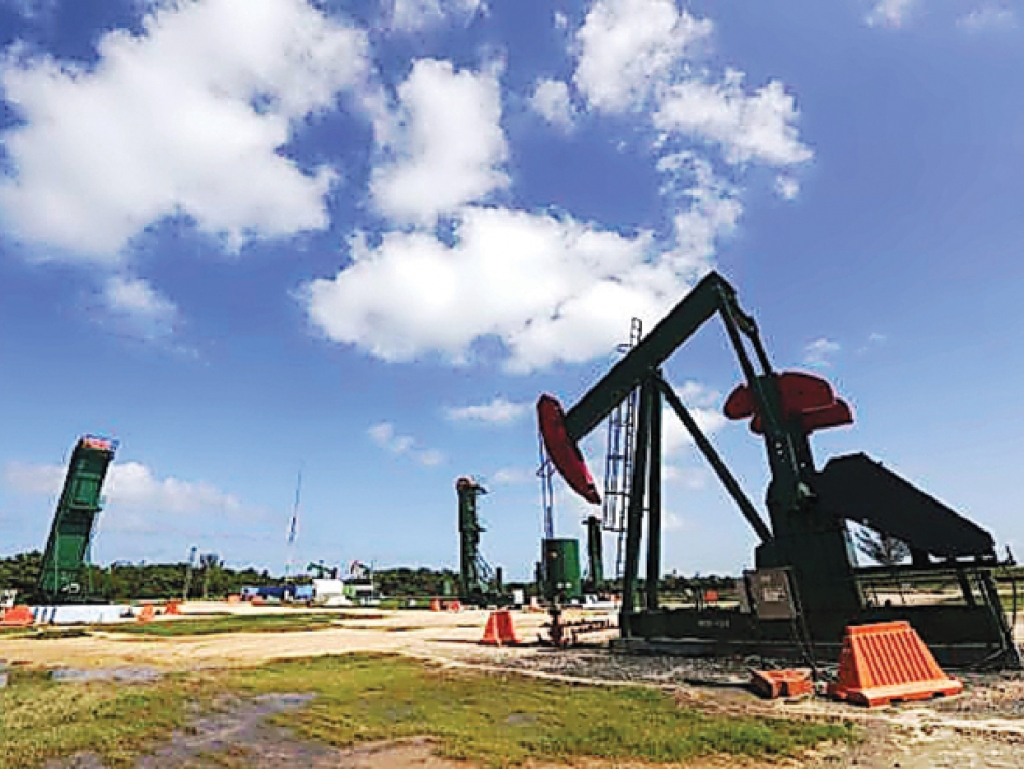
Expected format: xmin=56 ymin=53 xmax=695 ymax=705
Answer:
xmin=646 ymin=382 xmax=662 ymax=611
xmin=620 ymin=376 xmax=653 ymax=636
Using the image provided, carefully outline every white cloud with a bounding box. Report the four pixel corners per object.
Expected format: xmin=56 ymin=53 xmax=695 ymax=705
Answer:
xmin=306 ymin=158 xmax=739 ymax=372
xmin=803 ymin=337 xmax=840 ymax=367
xmin=387 ymin=0 xmax=482 ymax=32
xmin=865 ymin=0 xmax=919 ymax=28
xmin=305 ymin=187 xmax=733 ymax=372
xmin=654 ymin=70 xmax=813 ymax=167
xmin=367 ymin=421 xmax=445 ymax=466
xmin=0 ymin=0 xmax=369 ymax=263
xmin=661 ymin=381 xmax=727 ymax=455
xmin=573 ymin=0 xmax=713 ymax=113
xmin=3 ymin=459 xmax=251 ymax=531
xmin=445 ymin=397 xmax=529 ymax=424
xmin=957 ymin=6 xmax=1016 ymax=31
xmin=554 ymin=11 xmax=569 ymax=30
xmin=370 ymin=58 xmax=508 ymax=224
xmin=98 ymin=275 xmax=178 ymax=340
xmin=774 ymin=175 xmax=800 ymax=200
xmin=529 ymin=78 xmax=576 ymax=132
xmin=490 ymin=467 xmax=533 ymax=485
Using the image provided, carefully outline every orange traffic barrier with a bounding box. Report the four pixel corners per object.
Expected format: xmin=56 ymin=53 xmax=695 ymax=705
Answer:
xmin=0 ymin=605 xmax=34 ymax=627
xmin=481 ymin=610 xmax=521 ymax=646
xmin=227 ymin=594 xmax=240 ymax=604
xmin=164 ymin=600 xmax=181 ymax=616
xmin=430 ymin=598 xmax=442 ymax=612
xmin=750 ymin=669 xmax=813 ymax=699
xmin=137 ymin=604 xmax=155 ymax=623
xmin=447 ymin=600 xmax=462 ymax=612
xmin=827 ymin=621 xmax=963 ymax=707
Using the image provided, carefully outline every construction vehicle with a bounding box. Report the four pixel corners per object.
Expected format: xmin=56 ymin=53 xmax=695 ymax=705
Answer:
xmin=35 ymin=435 xmax=117 ymax=604
xmin=538 ymin=271 xmax=1019 ymax=668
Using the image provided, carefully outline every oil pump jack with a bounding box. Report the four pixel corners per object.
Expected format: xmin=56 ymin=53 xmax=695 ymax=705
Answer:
xmin=538 ymin=272 xmax=1019 ymax=668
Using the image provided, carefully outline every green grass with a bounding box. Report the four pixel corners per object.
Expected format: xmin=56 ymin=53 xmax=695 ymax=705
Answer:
xmin=0 ymin=654 xmax=856 ymax=768
xmin=0 ymin=668 xmax=213 ymax=768
xmin=106 ymin=612 xmax=359 ymax=637
xmin=231 ymin=654 xmax=856 ymax=767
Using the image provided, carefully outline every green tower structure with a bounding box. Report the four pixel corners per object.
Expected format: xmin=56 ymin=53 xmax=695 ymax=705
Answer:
xmin=37 ymin=435 xmax=117 ymax=604
xmin=456 ymin=476 xmax=494 ymax=605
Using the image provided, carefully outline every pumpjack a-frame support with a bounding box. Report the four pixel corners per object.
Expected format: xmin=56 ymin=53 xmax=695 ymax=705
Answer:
xmin=537 ymin=271 xmax=1020 ymax=668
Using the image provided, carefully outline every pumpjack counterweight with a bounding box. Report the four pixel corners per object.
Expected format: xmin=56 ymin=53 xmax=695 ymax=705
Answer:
xmin=537 ymin=271 xmax=1020 ymax=669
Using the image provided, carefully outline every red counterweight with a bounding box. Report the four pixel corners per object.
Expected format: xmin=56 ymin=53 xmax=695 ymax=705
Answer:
xmin=537 ymin=394 xmax=601 ymax=505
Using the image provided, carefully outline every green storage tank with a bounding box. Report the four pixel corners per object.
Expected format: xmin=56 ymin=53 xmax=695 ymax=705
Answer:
xmin=542 ymin=538 xmax=582 ymax=601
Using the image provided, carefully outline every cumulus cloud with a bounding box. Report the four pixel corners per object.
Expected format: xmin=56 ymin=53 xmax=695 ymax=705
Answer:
xmin=865 ymin=0 xmax=919 ymax=28
xmin=573 ymin=0 xmax=712 ymax=113
xmin=445 ymin=397 xmax=529 ymax=424
xmin=0 ymin=0 xmax=369 ymax=263
xmin=306 ymin=151 xmax=740 ymax=373
xmin=803 ymin=337 xmax=841 ymax=367
xmin=774 ymin=176 xmax=800 ymax=200
xmin=2 ymin=459 xmax=253 ymax=532
xmin=957 ymin=6 xmax=1016 ymax=31
xmin=370 ymin=59 xmax=508 ymax=224
xmin=529 ymin=78 xmax=576 ymax=132
xmin=387 ymin=0 xmax=482 ymax=32
xmin=97 ymin=275 xmax=178 ymax=340
xmin=654 ymin=70 xmax=813 ymax=167
xmin=367 ymin=421 xmax=445 ymax=466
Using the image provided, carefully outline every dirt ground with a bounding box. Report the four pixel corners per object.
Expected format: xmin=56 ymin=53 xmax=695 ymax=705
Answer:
xmin=6 ymin=602 xmax=1024 ymax=768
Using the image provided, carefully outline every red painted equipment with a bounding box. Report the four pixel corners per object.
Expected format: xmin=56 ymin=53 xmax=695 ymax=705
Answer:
xmin=827 ymin=621 xmax=964 ymax=707
xmin=750 ymin=669 xmax=813 ymax=699
xmin=537 ymin=395 xmax=601 ymax=504
xmin=0 ymin=606 xmax=34 ymax=627
xmin=481 ymin=609 xmax=521 ymax=646
xmin=726 ymin=371 xmax=853 ymax=435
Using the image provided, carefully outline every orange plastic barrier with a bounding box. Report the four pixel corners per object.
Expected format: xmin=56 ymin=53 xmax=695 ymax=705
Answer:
xmin=137 ymin=604 xmax=155 ymax=623
xmin=827 ymin=621 xmax=963 ymax=707
xmin=447 ymin=600 xmax=462 ymax=612
xmin=481 ymin=610 xmax=521 ymax=646
xmin=750 ymin=669 xmax=813 ymax=699
xmin=430 ymin=598 xmax=442 ymax=612
xmin=0 ymin=605 xmax=34 ymax=627
xmin=227 ymin=594 xmax=241 ymax=604
xmin=165 ymin=600 xmax=181 ymax=616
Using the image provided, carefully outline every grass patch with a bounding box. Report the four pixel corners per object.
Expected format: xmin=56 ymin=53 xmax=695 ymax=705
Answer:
xmin=106 ymin=613 xmax=355 ymax=637
xmin=0 ymin=668 xmax=213 ymax=768
xmin=230 ymin=654 xmax=856 ymax=767
xmin=1 ymin=653 xmax=856 ymax=768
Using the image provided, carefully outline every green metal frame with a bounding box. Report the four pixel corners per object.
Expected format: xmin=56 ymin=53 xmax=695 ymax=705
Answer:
xmin=37 ymin=436 xmax=116 ymax=604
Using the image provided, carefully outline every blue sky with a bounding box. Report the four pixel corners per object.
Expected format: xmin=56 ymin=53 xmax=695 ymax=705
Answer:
xmin=0 ymin=0 xmax=1022 ymax=580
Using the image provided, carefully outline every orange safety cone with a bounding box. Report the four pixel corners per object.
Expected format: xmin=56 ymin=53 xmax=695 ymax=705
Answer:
xmin=137 ymin=603 xmax=155 ymax=623
xmin=0 ymin=605 xmax=35 ymax=627
xmin=480 ymin=610 xmax=521 ymax=646
xmin=430 ymin=598 xmax=442 ymax=612
xmin=827 ymin=621 xmax=963 ymax=707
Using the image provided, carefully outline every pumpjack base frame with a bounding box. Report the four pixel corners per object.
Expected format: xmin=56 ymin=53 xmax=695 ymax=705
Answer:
xmin=613 ymin=600 xmax=1020 ymax=670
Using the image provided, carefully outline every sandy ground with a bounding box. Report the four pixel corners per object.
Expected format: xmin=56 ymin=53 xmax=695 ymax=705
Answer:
xmin=6 ymin=602 xmax=1024 ymax=768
